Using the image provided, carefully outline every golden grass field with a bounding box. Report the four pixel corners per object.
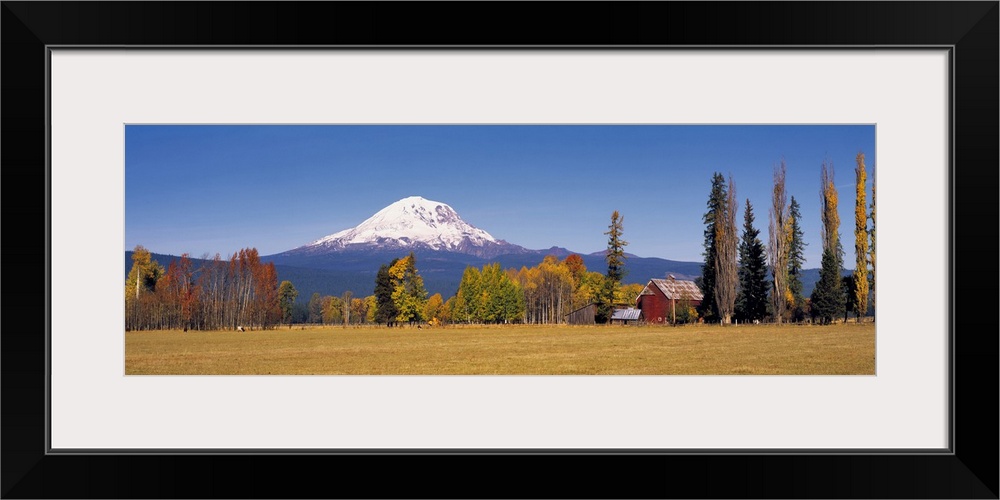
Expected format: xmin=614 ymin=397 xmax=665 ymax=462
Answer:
xmin=125 ymin=322 xmax=875 ymax=375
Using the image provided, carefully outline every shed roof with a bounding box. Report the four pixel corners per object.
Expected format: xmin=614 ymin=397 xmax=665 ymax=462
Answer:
xmin=645 ymin=277 xmax=704 ymax=301
xmin=611 ymin=308 xmax=643 ymax=321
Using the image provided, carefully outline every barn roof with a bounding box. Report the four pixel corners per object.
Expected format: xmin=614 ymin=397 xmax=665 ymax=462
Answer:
xmin=611 ymin=308 xmax=642 ymax=321
xmin=646 ymin=277 xmax=704 ymax=301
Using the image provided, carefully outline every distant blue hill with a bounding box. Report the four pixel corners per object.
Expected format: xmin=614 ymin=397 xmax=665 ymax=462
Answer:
xmin=266 ymin=247 xmax=704 ymax=297
xmin=126 ymin=250 xmax=842 ymax=305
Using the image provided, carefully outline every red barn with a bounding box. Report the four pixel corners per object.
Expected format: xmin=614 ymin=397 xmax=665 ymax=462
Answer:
xmin=635 ymin=275 xmax=704 ymax=324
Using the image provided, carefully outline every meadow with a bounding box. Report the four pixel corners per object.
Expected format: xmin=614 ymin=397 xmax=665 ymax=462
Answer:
xmin=125 ymin=322 xmax=875 ymax=375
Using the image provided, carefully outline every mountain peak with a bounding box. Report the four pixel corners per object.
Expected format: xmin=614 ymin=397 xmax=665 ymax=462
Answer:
xmin=398 ymin=195 xmax=429 ymax=203
xmin=285 ymin=196 xmax=528 ymax=258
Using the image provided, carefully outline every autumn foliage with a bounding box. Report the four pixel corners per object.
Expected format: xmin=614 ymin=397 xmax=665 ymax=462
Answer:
xmin=853 ymin=153 xmax=870 ymax=320
xmin=125 ymin=246 xmax=281 ymax=331
xmin=446 ymin=254 xmax=634 ymax=325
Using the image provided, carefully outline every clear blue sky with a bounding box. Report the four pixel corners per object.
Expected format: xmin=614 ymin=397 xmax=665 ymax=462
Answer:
xmin=125 ymin=125 xmax=875 ymax=267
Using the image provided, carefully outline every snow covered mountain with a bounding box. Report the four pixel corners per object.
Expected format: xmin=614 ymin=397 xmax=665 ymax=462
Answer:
xmin=278 ymin=196 xmax=529 ymax=259
xmin=262 ymin=196 xmax=703 ymax=297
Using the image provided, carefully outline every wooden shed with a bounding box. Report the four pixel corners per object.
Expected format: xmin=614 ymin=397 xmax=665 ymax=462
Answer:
xmin=610 ymin=307 xmax=643 ymax=325
xmin=636 ymin=275 xmax=704 ymax=324
xmin=564 ymin=303 xmax=597 ymax=325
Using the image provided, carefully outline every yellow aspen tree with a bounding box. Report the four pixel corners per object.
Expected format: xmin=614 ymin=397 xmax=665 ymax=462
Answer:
xmin=853 ymin=153 xmax=870 ymax=321
xmin=424 ymin=293 xmax=444 ymax=324
xmin=125 ymin=245 xmax=164 ymax=331
xmin=821 ymin=161 xmax=840 ymax=254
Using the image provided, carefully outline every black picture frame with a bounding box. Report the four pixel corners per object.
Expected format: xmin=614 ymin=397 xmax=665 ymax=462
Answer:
xmin=3 ymin=2 xmax=997 ymax=498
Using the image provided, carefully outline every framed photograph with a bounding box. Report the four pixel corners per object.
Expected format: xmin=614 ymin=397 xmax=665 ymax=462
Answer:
xmin=4 ymin=2 xmax=996 ymax=498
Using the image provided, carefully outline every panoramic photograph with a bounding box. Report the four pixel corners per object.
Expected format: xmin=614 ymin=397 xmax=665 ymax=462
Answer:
xmin=125 ymin=124 xmax=876 ymax=375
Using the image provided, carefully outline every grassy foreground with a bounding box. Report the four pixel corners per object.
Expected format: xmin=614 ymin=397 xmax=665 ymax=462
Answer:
xmin=125 ymin=322 xmax=875 ymax=375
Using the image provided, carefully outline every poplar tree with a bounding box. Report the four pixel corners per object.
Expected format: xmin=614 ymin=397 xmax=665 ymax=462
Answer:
xmin=853 ymin=153 xmax=870 ymax=321
xmin=768 ymin=160 xmax=791 ymax=324
xmin=714 ymin=176 xmax=738 ymax=325
xmin=869 ymin=168 xmax=876 ymax=322
xmin=811 ymin=160 xmax=846 ymax=323
xmin=736 ymin=199 xmax=769 ymax=323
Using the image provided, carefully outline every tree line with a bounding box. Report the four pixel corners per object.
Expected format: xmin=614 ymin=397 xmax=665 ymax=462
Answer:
xmin=125 ymin=245 xmax=393 ymax=331
xmin=124 ymin=204 xmax=684 ymax=330
xmin=126 ymin=247 xmax=283 ymax=331
xmin=698 ymin=153 xmax=875 ymax=325
xmin=361 ymin=252 xmax=642 ymax=327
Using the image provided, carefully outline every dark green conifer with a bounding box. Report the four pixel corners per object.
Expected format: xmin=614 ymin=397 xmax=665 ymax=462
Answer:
xmin=736 ymin=199 xmax=768 ymax=323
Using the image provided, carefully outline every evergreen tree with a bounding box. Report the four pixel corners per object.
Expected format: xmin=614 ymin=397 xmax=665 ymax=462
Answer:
xmin=842 ymin=275 xmax=858 ymax=323
xmin=374 ymin=258 xmax=400 ymax=326
xmin=602 ymin=210 xmax=628 ymax=323
xmin=810 ymin=247 xmax=846 ymax=324
xmin=605 ymin=210 xmax=628 ymax=283
xmin=277 ymin=280 xmax=298 ymax=327
xmin=698 ymin=173 xmax=727 ymax=321
xmin=787 ymin=196 xmax=807 ymax=320
xmin=736 ymin=199 xmax=769 ymax=323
